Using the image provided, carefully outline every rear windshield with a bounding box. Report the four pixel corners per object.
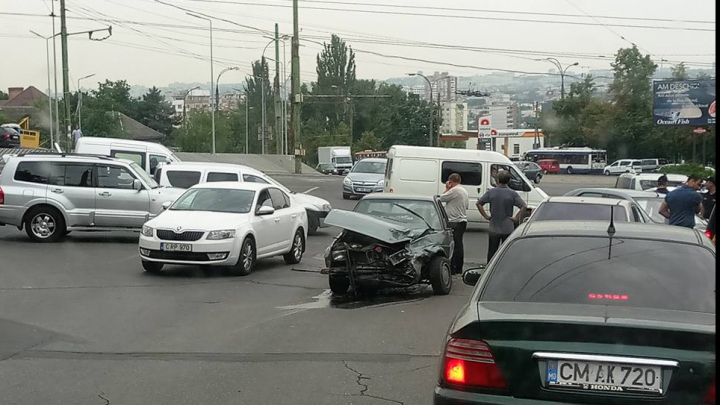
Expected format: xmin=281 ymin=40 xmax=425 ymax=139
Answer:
xmin=533 ymin=202 xmax=628 ymax=222
xmin=480 ymin=237 xmax=715 ymax=313
xmin=166 ymin=170 xmax=201 ymax=188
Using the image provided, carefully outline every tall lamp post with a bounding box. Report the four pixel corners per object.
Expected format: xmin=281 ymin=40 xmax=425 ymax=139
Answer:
xmin=187 ymin=13 xmax=215 ymax=154
xmin=407 ymin=73 xmax=434 ymax=147
xmin=260 ymin=38 xmax=277 ymax=155
xmin=216 ymin=67 xmax=239 ymax=112
xmin=76 ymin=73 xmax=95 ymax=134
xmin=29 ymin=30 xmax=56 ymax=146
xmin=543 ymin=58 xmax=578 ymax=99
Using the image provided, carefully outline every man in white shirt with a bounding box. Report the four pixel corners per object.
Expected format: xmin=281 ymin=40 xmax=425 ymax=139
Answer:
xmin=438 ymin=173 xmax=468 ymax=274
xmin=71 ymin=125 xmax=82 ymax=149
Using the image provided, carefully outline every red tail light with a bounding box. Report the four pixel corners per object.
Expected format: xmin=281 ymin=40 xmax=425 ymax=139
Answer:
xmin=389 ymin=189 xmax=393 ymax=193
xmin=0 ymin=186 xmax=4 ymax=205
xmin=704 ymin=378 xmax=715 ymax=404
xmin=443 ymin=338 xmax=508 ymax=390
xmin=705 ymin=230 xmax=713 ymax=239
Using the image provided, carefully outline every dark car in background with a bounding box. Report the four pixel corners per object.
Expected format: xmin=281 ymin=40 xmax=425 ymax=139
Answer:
xmin=324 ymin=194 xmax=453 ymax=296
xmin=514 ymin=161 xmax=543 ymax=184
xmin=0 ymin=127 xmax=20 ymax=148
xmin=434 ymin=220 xmax=715 ymax=405
xmin=316 ymin=163 xmax=335 ymax=175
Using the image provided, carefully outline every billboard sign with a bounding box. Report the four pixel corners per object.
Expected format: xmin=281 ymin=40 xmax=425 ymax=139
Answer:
xmin=653 ymin=79 xmax=716 ymax=126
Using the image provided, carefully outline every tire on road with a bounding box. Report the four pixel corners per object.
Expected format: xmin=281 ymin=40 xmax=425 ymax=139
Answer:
xmin=342 ymin=193 xmax=350 ymax=200
xmin=329 ymin=275 xmax=350 ymax=295
xmin=428 ymin=256 xmax=452 ymax=295
xmin=534 ymin=174 xmax=542 ymax=184
xmin=566 ymin=166 xmax=574 ymax=175
xmin=142 ymin=260 xmax=164 ymax=273
xmin=283 ymin=229 xmax=305 ymax=265
xmin=231 ymin=237 xmax=256 ymax=276
xmin=24 ymin=205 xmax=66 ymax=243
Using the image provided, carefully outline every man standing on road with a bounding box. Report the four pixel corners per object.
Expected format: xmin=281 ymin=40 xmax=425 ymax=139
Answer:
xmin=660 ymin=174 xmax=704 ymax=228
xmin=477 ymin=170 xmax=527 ymax=264
xmin=438 ymin=173 xmax=468 ymax=275
xmin=701 ymin=176 xmax=716 ymax=220
xmin=71 ymin=125 xmax=83 ymax=149
xmin=656 ymin=175 xmax=670 ymax=195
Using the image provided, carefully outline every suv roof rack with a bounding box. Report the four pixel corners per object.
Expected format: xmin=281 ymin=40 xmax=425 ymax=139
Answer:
xmin=15 ymin=152 xmax=115 ymax=160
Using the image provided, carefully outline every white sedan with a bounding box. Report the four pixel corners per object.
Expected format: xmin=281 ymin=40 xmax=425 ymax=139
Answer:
xmin=138 ymin=182 xmax=308 ymax=275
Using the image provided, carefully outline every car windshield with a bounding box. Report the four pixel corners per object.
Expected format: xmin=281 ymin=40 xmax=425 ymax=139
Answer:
xmin=334 ymin=156 xmax=352 ymax=164
xmin=640 ymin=179 xmax=685 ymax=190
xmin=533 ymin=202 xmax=629 ymax=221
xmin=351 ymin=160 xmax=386 ymax=174
xmin=354 ymin=199 xmax=442 ymax=230
xmin=481 ymin=237 xmax=715 ymax=313
xmin=170 ymin=188 xmax=255 ymax=214
xmin=130 ymin=162 xmax=160 ymax=189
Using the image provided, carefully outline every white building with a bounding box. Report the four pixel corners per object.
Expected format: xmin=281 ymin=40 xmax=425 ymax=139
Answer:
xmin=477 ymin=104 xmax=520 ymax=130
xmin=403 ymin=85 xmax=425 ymax=98
xmin=416 ymin=71 xmax=458 ymax=102
xmin=440 ymin=102 xmax=469 ymax=135
xmin=463 ymin=129 xmax=545 ymax=160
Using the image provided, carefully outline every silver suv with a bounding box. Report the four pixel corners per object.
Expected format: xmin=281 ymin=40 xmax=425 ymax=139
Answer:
xmin=0 ymin=153 xmax=185 ymax=242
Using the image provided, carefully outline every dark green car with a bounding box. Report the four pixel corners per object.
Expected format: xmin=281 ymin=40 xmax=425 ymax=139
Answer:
xmin=434 ymin=221 xmax=715 ymax=405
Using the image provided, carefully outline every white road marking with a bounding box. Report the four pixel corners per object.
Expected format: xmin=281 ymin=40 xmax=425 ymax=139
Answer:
xmin=302 ymin=187 xmax=319 ymax=194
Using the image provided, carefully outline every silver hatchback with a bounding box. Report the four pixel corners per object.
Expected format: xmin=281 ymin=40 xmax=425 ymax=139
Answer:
xmin=0 ymin=154 xmax=185 ymax=242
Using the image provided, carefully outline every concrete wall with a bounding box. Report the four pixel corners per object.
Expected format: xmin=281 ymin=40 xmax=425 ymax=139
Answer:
xmin=175 ymin=153 xmax=318 ymax=175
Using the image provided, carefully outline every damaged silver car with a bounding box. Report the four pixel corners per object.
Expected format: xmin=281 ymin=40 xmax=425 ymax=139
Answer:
xmin=324 ymin=194 xmax=454 ymax=296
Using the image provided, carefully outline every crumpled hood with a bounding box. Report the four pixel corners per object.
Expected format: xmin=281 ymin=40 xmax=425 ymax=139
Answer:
xmin=324 ymin=210 xmax=424 ymax=244
xmin=147 ymin=209 xmax=251 ymax=230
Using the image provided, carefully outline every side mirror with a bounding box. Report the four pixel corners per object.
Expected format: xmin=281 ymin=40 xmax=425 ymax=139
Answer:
xmin=523 ymin=182 xmax=532 ymax=192
xmin=133 ymin=179 xmax=143 ymax=191
xmin=161 ymin=201 xmax=172 ymax=211
xmin=463 ymin=267 xmax=485 ymax=286
xmin=256 ymin=205 xmax=275 ymax=216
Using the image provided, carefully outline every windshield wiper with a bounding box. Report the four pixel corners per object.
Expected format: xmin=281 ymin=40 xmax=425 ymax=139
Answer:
xmin=392 ymin=203 xmax=432 ymax=230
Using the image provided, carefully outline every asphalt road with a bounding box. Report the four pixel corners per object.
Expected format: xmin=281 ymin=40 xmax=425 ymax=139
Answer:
xmin=0 ymin=174 xmax=613 ymax=405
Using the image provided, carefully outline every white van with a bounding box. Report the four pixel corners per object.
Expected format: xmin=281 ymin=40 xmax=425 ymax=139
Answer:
xmin=154 ymin=161 xmax=332 ymax=234
xmin=74 ymin=137 xmax=180 ymax=176
xmin=383 ymin=145 xmax=548 ymax=224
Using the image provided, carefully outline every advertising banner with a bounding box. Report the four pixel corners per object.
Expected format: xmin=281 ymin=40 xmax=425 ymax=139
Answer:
xmin=653 ymin=79 xmax=716 ymax=126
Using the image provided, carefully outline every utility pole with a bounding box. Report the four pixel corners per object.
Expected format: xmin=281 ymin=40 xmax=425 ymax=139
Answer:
xmin=534 ymin=101 xmax=540 ymax=149
xmin=291 ymin=0 xmax=302 ymax=173
xmin=59 ymin=0 xmax=71 ymax=150
xmin=51 ymin=0 xmax=60 ymax=146
xmin=274 ymin=24 xmax=282 ymax=155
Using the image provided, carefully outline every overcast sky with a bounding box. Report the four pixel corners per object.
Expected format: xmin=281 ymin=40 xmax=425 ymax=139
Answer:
xmin=1 ymin=0 xmax=716 ymax=93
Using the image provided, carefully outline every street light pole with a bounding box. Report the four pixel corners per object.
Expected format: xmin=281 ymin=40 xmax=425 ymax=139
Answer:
xmin=187 ymin=13 xmax=215 ymax=154
xmin=408 ymin=73 xmax=433 ymax=147
xmin=216 ymin=67 xmax=239 ymax=112
xmin=261 ymin=37 xmax=279 ymax=155
xmin=544 ymin=58 xmax=578 ymax=99
xmin=76 ymin=73 xmax=95 ymax=136
xmin=29 ymin=30 xmax=54 ymax=147
xmin=183 ymin=86 xmax=201 ymax=127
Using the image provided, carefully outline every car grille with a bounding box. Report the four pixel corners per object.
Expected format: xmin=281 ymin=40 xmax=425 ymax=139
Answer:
xmin=145 ymin=250 xmax=218 ymax=261
xmin=156 ymin=230 xmax=204 ymax=241
xmin=352 ymin=182 xmax=378 ymax=193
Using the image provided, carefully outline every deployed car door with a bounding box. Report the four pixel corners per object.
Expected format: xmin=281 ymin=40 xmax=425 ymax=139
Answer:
xmin=268 ymin=187 xmax=294 ymax=250
xmin=254 ymin=189 xmax=282 ymax=255
xmin=94 ymin=164 xmax=150 ymax=228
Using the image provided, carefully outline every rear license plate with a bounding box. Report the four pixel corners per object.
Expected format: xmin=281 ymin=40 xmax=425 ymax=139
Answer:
xmin=160 ymin=243 xmax=192 ymax=252
xmin=547 ymin=360 xmax=662 ymax=394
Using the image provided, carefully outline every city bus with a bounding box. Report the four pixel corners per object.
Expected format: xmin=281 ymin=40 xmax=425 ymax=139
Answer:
xmin=523 ymin=147 xmax=607 ymax=174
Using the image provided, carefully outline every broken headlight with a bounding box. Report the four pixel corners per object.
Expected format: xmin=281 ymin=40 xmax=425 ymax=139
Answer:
xmin=388 ymin=249 xmax=409 ymax=266
xmin=331 ymin=250 xmax=346 ymax=262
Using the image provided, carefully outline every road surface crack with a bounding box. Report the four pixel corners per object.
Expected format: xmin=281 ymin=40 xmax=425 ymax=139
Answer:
xmin=342 ymin=361 xmax=404 ymax=405
xmin=98 ymin=393 xmax=110 ymax=405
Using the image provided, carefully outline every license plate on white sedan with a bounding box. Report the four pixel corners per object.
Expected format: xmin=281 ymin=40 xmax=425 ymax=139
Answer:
xmin=547 ymin=360 xmax=662 ymax=394
xmin=160 ymin=243 xmax=192 ymax=252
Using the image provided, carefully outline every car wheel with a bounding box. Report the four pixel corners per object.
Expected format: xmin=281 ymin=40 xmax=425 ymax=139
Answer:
xmin=604 ymin=170 xmax=610 ymax=176
xmin=428 ymin=256 xmax=452 ymax=295
xmin=24 ymin=206 xmax=66 ymax=243
xmin=566 ymin=166 xmax=574 ymax=175
xmin=329 ymin=275 xmax=350 ymax=295
xmin=308 ymin=212 xmax=319 ymax=235
xmin=142 ymin=260 xmax=164 ymax=273
xmin=283 ymin=229 xmax=305 ymax=265
xmin=534 ymin=174 xmax=542 ymax=184
xmin=232 ymin=237 xmax=256 ymax=276
xmin=342 ymin=193 xmax=350 ymax=200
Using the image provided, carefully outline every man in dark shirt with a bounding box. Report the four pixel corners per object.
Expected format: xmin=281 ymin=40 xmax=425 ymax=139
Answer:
xmin=701 ymin=176 xmax=715 ymax=220
xmin=656 ymin=175 xmax=669 ymax=195
xmin=477 ymin=170 xmax=527 ymax=264
xmin=660 ymin=174 xmax=703 ymax=228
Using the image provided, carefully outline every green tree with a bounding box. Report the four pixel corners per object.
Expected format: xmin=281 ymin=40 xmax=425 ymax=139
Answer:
xmin=313 ymin=34 xmax=357 ymax=126
xmin=172 ymin=111 xmax=234 ymax=153
xmin=607 ymin=46 xmax=657 ymax=158
xmin=244 ymin=59 xmax=274 ymax=154
xmin=0 ymin=90 xmax=8 ymax=100
xmin=137 ymin=87 xmax=175 ymax=136
xmin=352 ymin=131 xmax=383 ymax=154
xmin=671 ymin=62 xmax=689 ymax=80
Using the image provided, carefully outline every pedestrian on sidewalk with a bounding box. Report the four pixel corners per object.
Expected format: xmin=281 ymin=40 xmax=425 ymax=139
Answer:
xmin=477 ymin=170 xmax=526 ymax=264
xmin=660 ymin=174 xmax=704 ymax=228
xmin=438 ymin=173 xmax=468 ymax=275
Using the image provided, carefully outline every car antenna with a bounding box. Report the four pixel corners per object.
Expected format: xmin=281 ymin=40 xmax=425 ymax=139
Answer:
xmin=607 ymin=205 xmax=616 ymax=260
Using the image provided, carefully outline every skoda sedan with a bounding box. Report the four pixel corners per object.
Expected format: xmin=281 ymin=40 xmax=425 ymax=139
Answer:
xmin=139 ymin=182 xmax=307 ymax=275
